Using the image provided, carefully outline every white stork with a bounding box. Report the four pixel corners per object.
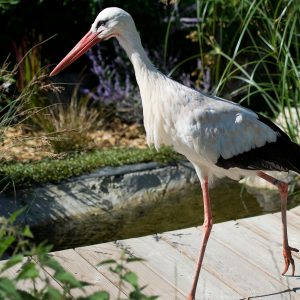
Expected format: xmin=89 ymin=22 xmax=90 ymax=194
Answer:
xmin=50 ymin=7 xmax=299 ymax=300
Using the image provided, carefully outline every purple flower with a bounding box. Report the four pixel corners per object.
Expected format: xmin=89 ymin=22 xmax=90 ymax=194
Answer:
xmin=82 ymin=43 xmax=142 ymax=123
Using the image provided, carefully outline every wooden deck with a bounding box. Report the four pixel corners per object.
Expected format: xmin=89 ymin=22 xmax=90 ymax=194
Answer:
xmin=6 ymin=206 xmax=300 ymax=299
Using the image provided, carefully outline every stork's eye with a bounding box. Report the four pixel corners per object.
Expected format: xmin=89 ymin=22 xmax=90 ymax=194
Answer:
xmin=96 ymin=20 xmax=107 ymax=29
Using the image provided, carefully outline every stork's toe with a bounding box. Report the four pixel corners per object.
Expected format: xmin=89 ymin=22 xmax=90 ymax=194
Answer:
xmin=282 ymin=245 xmax=299 ymax=276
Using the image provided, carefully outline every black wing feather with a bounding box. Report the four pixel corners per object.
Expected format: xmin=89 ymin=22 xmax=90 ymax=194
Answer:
xmin=216 ymin=113 xmax=300 ymax=173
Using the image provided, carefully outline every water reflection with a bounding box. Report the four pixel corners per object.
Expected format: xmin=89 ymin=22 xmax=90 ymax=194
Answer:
xmin=37 ymin=179 xmax=300 ymax=250
xmin=117 ymin=181 xmax=282 ymax=239
xmin=90 ymin=180 xmax=300 ymax=245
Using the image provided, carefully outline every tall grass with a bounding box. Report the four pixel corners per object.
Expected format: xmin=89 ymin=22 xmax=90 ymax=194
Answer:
xmin=171 ymin=0 xmax=251 ymax=90
xmin=0 ymin=56 xmax=65 ymax=163
xmin=180 ymin=0 xmax=299 ymax=141
xmin=37 ymin=84 xmax=104 ymax=153
xmin=212 ymin=0 xmax=300 ymax=141
xmin=168 ymin=0 xmax=300 ymax=141
xmin=0 ymin=59 xmax=58 ymax=138
xmin=1 ymin=38 xmax=104 ymax=155
xmin=0 ymin=60 xmax=20 ymax=129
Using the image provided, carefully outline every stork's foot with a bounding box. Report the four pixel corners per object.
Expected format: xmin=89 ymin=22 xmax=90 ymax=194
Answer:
xmin=282 ymin=245 xmax=299 ymax=276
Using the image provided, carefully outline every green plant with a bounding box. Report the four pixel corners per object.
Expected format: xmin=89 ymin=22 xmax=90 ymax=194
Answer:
xmin=168 ymin=0 xmax=300 ymax=140
xmin=35 ymin=84 xmax=104 ymax=153
xmin=1 ymin=51 xmax=103 ymax=155
xmin=0 ymin=208 xmax=101 ymax=300
xmin=211 ymin=0 xmax=300 ymax=141
xmin=0 ymin=59 xmax=19 ymax=127
xmin=13 ymin=34 xmax=42 ymax=95
xmin=12 ymin=34 xmax=62 ymax=120
xmin=0 ymin=58 xmax=58 ymax=141
xmin=0 ymin=57 xmax=62 ymax=166
xmin=99 ymin=254 xmax=158 ymax=300
xmin=0 ymin=210 xmax=158 ymax=299
xmin=168 ymin=0 xmax=251 ymax=88
xmin=0 ymin=0 xmax=20 ymax=12
xmin=0 ymin=146 xmax=181 ymax=188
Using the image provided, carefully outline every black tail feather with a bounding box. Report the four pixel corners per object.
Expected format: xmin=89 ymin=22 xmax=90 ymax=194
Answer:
xmin=216 ymin=138 xmax=300 ymax=174
xmin=285 ymin=141 xmax=300 ymax=174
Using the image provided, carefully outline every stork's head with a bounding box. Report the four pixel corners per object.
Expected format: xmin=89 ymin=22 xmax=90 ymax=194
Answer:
xmin=50 ymin=7 xmax=133 ymax=76
xmin=92 ymin=7 xmax=134 ymax=40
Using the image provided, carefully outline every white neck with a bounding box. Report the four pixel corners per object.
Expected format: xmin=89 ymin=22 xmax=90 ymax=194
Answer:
xmin=116 ymin=26 xmax=171 ymax=149
xmin=116 ymin=30 xmax=157 ymax=85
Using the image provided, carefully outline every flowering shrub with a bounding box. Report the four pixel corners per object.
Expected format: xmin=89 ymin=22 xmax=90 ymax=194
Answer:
xmin=83 ymin=42 xmax=142 ymax=124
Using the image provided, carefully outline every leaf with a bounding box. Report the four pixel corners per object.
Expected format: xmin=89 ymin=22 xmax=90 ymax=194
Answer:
xmin=0 ymin=236 xmax=15 ymax=257
xmin=55 ymin=271 xmax=83 ymax=288
xmin=126 ymin=257 xmax=145 ymax=263
xmin=123 ymin=271 xmax=138 ymax=287
xmin=8 ymin=207 xmax=27 ymax=224
xmin=41 ymin=256 xmax=64 ymax=273
xmin=0 ymin=254 xmax=23 ymax=272
xmin=33 ymin=243 xmax=53 ymax=257
xmin=16 ymin=262 xmax=39 ymax=280
xmin=114 ymin=265 xmax=124 ymax=274
xmin=0 ymin=277 xmax=21 ymax=300
xmin=43 ymin=286 xmax=62 ymax=300
xmin=97 ymin=259 xmax=116 ymax=266
xmin=80 ymin=291 xmax=110 ymax=300
xmin=16 ymin=290 xmax=38 ymax=300
xmin=129 ymin=291 xmax=158 ymax=300
xmin=23 ymin=226 xmax=33 ymax=238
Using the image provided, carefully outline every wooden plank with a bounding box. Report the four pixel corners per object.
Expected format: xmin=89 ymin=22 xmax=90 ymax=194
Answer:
xmin=76 ymin=242 xmax=186 ymax=300
xmin=49 ymin=249 xmax=126 ymax=298
xmin=239 ymin=213 xmax=300 ymax=261
xmin=161 ymin=226 xmax=297 ymax=299
xmin=212 ymin=219 xmax=299 ymax=295
xmin=273 ymin=210 xmax=300 ymax=230
xmin=120 ymin=233 xmax=243 ymax=299
xmin=3 ymin=208 xmax=300 ymax=299
xmin=290 ymin=205 xmax=300 ymax=216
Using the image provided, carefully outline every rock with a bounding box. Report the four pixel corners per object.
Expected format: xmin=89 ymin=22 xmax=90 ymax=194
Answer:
xmin=0 ymin=161 xmax=198 ymax=249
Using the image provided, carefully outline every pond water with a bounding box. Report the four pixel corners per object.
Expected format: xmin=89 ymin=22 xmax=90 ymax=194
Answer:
xmin=44 ymin=179 xmax=300 ymax=250
xmin=110 ymin=180 xmax=300 ymax=242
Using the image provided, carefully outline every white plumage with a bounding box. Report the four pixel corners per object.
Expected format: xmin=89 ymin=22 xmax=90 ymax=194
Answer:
xmin=94 ymin=8 xmax=278 ymax=182
xmin=50 ymin=7 xmax=299 ymax=300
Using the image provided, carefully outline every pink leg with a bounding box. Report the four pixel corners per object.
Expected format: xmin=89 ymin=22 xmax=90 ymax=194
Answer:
xmin=258 ymin=171 xmax=299 ymax=275
xmin=188 ymin=176 xmax=213 ymax=300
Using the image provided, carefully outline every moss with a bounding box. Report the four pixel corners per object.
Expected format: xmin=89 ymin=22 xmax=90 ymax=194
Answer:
xmin=0 ymin=146 xmax=182 ymax=188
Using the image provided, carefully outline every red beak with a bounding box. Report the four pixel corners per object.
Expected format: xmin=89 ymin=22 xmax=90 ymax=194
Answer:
xmin=50 ymin=31 xmax=100 ymax=77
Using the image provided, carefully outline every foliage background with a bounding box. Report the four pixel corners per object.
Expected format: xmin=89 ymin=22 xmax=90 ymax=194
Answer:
xmin=0 ymin=0 xmax=196 ymax=74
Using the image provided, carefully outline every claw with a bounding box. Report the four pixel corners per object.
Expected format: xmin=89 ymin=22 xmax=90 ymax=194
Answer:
xmin=282 ymin=245 xmax=299 ymax=276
